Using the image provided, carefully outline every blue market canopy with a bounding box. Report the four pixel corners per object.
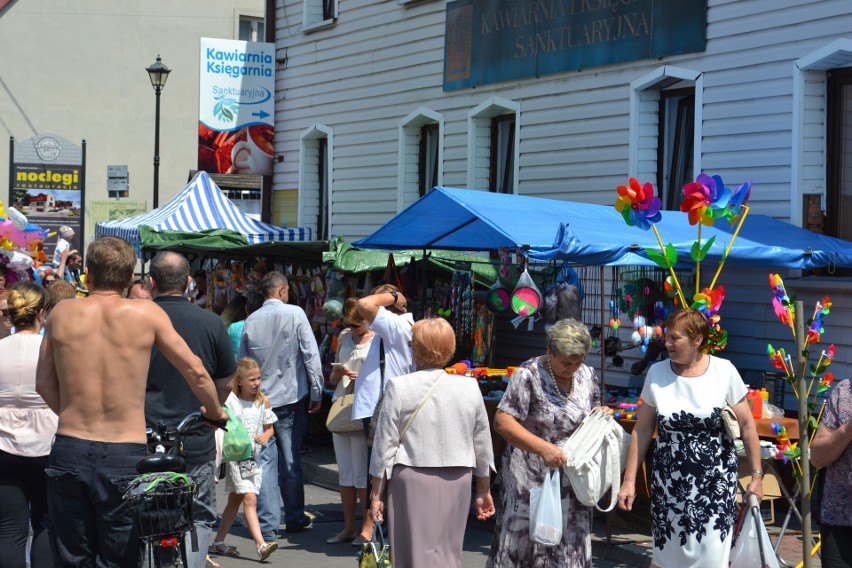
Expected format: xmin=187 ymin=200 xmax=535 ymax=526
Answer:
xmin=95 ymin=171 xmax=311 ymax=253
xmin=353 ymin=186 xmax=852 ymax=269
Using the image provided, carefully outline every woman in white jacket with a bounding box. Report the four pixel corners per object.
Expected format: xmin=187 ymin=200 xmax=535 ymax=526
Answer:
xmin=369 ymin=317 xmax=495 ymax=568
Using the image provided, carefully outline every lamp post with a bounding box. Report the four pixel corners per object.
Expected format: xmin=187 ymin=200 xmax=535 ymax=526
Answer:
xmin=146 ymin=55 xmax=171 ymax=209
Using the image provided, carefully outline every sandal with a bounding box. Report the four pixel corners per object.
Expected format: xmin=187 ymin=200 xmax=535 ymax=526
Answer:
xmin=208 ymin=542 xmax=239 ymax=557
xmin=257 ymin=541 xmax=279 ymax=561
xmin=205 ymin=556 xmax=220 ymax=568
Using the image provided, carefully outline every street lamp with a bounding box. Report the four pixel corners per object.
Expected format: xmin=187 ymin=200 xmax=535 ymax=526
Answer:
xmin=146 ymin=55 xmax=171 ymax=209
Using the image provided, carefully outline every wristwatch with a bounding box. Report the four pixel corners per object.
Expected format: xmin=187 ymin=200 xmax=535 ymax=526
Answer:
xmin=752 ymin=469 xmax=764 ymax=476
xmin=390 ymin=291 xmax=398 ymax=305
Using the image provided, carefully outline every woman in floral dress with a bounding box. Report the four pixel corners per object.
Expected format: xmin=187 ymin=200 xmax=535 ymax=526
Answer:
xmin=619 ymin=309 xmax=764 ymax=568
xmin=487 ymin=319 xmax=604 ymax=568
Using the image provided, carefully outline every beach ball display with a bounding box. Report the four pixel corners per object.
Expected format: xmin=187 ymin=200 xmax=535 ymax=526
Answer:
xmin=511 ymin=287 xmax=541 ymax=317
xmin=322 ymin=299 xmax=343 ymax=322
xmin=486 ymin=285 xmax=511 ymax=313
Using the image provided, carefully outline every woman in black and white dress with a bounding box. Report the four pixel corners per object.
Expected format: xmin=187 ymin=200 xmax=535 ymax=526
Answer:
xmin=619 ymin=308 xmax=764 ymax=568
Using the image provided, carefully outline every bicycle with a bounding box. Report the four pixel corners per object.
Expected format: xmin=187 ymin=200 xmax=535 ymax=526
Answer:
xmin=123 ymin=411 xmax=227 ymax=568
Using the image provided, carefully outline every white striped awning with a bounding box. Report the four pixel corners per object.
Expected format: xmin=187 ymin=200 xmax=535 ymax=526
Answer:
xmin=95 ymin=171 xmax=310 ymax=251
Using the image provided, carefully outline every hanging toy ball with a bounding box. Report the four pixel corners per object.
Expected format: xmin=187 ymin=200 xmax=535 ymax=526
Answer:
xmin=486 ymin=286 xmax=511 ymax=313
xmin=631 ymin=331 xmax=642 ymax=344
xmin=609 ymin=318 xmax=620 ymax=330
xmin=511 ymin=287 xmax=541 ymax=317
xmin=322 ymin=299 xmax=343 ymax=322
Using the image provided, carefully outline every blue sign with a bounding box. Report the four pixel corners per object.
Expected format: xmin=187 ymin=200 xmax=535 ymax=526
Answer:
xmin=444 ymin=0 xmax=707 ymax=90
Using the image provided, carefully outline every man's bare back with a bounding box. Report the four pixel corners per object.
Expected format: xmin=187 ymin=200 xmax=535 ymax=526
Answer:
xmin=37 ymin=292 xmax=226 ymax=443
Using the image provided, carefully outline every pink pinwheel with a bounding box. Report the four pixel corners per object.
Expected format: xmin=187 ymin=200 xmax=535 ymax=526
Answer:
xmin=615 ymin=178 xmax=662 ymax=230
xmin=680 ymin=173 xmax=731 ymax=226
xmin=725 ymin=179 xmax=752 ymax=223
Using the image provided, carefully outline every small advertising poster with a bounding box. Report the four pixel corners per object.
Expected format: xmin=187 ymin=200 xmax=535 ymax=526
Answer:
xmin=11 ymin=163 xmax=83 ymax=261
xmin=89 ymin=200 xmax=148 ymax=229
xmin=198 ymin=37 xmax=275 ymax=176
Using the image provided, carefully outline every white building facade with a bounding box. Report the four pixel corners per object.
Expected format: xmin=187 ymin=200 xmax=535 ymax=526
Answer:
xmin=273 ymin=0 xmax=852 ymax=389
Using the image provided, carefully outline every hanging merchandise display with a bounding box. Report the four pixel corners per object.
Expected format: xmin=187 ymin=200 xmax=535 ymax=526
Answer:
xmin=448 ymin=270 xmax=475 ymax=340
xmin=511 ymin=271 xmax=542 ymax=318
xmin=485 ymin=279 xmax=511 ymax=313
xmin=540 ymin=282 xmax=581 ymax=330
xmin=470 ymin=306 xmax=495 ymax=366
xmin=322 ymin=299 xmax=343 ymax=322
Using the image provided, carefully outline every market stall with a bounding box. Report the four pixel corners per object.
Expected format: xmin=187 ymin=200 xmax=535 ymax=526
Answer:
xmin=354 ymin=185 xmax=852 ymax=566
xmin=95 ymin=170 xmax=312 ymax=256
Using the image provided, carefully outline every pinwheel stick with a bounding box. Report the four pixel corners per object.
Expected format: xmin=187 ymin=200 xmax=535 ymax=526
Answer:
xmin=809 ymin=399 xmax=828 ymax=447
xmin=708 ymin=205 xmax=750 ymax=290
xmin=651 ymin=224 xmax=688 ymax=307
xmin=696 ymin=223 xmax=702 ymax=295
xmin=804 ymin=352 xmax=825 ymax=403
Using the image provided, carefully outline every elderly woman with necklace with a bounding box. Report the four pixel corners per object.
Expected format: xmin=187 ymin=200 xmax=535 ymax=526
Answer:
xmin=618 ymin=308 xmax=763 ymax=568
xmin=487 ymin=318 xmax=607 ymax=568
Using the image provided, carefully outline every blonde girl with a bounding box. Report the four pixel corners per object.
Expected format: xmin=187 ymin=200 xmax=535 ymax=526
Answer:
xmin=210 ymin=358 xmax=278 ymax=561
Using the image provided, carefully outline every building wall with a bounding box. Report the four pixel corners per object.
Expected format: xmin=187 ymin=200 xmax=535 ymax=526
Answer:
xmin=274 ymin=0 xmax=852 ymax=390
xmin=0 ymin=0 xmax=265 ymax=243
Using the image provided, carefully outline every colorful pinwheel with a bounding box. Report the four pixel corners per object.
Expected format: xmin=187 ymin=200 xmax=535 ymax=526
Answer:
xmin=691 ymin=286 xmax=725 ymax=320
xmin=725 ymin=179 xmax=752 ymax=223
xmin=680 ymin=173 xmax=731 ymax=226
xmin=614 ymin=178 xmax=662 ymax=230
xmin=767 ymin=344 xmax=791 ymax=375
xmin=768 ymin=273 xmax=794 ymax=327
xmin=819 ymin=371 xmax=834 ymax=394
xmin=806 ymin=295 xmax=831 ymax=345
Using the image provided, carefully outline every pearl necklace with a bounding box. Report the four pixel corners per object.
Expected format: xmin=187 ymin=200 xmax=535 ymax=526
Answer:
xmin=544 ymin=355 xmax=573 ymax=402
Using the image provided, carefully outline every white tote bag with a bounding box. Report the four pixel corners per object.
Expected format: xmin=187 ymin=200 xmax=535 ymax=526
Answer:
xmin=560 ymin=409 xmax=632 ymax=512
xmin=529 ymin=468 xmax=563 ymax=547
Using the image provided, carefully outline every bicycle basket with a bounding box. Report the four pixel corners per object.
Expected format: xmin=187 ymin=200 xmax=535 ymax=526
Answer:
xmin=124 ymin=472 xmax=194 ymax=539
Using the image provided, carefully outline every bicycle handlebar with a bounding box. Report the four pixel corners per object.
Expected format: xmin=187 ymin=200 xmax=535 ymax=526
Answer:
xmin=146 ymin=411 xmax=228 ymax=448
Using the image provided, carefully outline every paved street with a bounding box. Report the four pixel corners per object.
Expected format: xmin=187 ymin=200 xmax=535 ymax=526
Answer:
xmin=208 ymin=482 xmax=644 ymax=568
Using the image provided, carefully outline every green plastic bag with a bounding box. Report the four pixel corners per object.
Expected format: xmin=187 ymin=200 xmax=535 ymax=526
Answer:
xmin=221 ymin=407 xmax=253 ymax=463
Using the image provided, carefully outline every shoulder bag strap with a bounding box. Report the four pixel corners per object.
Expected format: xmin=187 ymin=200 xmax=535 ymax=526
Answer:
xmin=399 ymin=371 xmax=448 ymax=443
xmin=379 ymin=339 xmax=386 ymax=395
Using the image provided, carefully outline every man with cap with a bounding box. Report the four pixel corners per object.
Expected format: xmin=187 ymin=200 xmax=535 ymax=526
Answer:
xmin=52 ymin=226 xmax=75 ymax=268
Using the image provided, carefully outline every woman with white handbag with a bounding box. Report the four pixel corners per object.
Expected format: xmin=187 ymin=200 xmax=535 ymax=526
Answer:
xmin=487 ymin=319 xmax=610 ymax=568
xmin=618 ymin=308 xmax=764 ymax=568
xmin=325 ymin=298 xmax=376 ymax=544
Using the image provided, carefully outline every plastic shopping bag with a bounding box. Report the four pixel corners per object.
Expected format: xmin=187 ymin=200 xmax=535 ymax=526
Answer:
xmin=529 ymin=468 xmax=563 ymax=547
xmin=729 ymin=495 xmax=780 ymax=568
xmin=221 ymin=407 xmax=253 ymax=463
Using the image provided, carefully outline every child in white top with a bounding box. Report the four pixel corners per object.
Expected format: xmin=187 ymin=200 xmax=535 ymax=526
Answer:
xmin=52 ymin=226 xmax=74 ymax=268
xmin=210 ymin=358 xmax=278 ymax=561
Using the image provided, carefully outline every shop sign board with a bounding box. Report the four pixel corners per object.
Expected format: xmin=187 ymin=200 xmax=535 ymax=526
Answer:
xmin=444 ymin=0 xmax=707 ymax=90
xmin=198 ymin=37 xmax=275 ymax=176
xmin=9 ymin=134 xmax=85 ymax=262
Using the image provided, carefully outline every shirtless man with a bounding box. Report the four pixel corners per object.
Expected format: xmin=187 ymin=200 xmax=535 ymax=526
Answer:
xmin=35 ymin=236 xmax=229 ymax=568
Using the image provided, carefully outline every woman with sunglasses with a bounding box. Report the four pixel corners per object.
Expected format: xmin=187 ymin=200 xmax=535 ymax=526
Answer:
xmin=325 ymin=298 xmax=376 ymax=545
